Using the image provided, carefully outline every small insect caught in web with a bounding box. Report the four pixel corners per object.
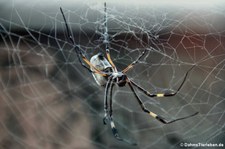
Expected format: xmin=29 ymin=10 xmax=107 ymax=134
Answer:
xmin=60 ymin=2 xmax=199 ymax=145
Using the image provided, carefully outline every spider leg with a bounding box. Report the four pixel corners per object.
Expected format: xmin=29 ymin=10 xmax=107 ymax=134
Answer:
xmin=107 ymin=83 xmax=120 ymax=138
xmin=103 ymin=79 xmax=121 ymax=135
xmin=60 ymin=7 xmax=106 ymax=76
xmin=109 ymin=83 xmax=114 ymax=118
xmin=130 ymin=65 xmax=196 ymax=97
xmin=103 ymin=3 xmax=118 ymax=72
xmin=127 ymin=80 xmax=198 ymax=124
xmin=122 ymin=49 xmax=148 ymax=73
xmin=103 ymin=77 xmax=112 ymax=125
xmin=103 ymin=77 xmax=137 ymax=145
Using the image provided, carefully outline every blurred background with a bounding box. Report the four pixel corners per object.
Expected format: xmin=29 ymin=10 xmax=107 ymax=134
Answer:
xmin=0 ymin=0 xmax=225 ymax=149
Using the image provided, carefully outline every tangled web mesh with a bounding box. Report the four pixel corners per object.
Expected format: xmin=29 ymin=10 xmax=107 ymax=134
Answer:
xmin=0 ymin=1 xmax=225 ymax=149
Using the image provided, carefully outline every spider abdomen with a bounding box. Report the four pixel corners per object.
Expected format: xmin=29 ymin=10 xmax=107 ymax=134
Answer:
xmin=90 ymin=52 xmax=113 ymax=86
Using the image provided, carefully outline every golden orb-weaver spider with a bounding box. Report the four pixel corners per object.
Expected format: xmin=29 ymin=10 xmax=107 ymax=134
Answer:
xmin=60 ymin=2 xmax=198 ymax=145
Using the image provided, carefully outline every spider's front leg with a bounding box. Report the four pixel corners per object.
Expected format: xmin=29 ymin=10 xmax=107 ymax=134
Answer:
xmin=130 ymin=65 xmax=196 ymax=98
xmin=122 ymin=49 xmax=148 ymax=73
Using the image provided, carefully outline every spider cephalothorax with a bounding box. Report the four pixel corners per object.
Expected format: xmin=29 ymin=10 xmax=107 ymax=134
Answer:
xmin=111 ymin=72 xmax=127 ymax=87
xmin=60 ymin=2 xmax=198 ymax=145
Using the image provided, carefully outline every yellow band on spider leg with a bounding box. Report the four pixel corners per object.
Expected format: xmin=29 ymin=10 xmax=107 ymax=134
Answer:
xmin=157 ymin=93 xmax=164 ymax=97
xmin=149 ymin=112 xmax=157 ymax=118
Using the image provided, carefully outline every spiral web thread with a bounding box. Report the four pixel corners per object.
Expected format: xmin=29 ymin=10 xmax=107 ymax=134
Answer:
xmin=0 ymin=1 xmax=225 ymax=149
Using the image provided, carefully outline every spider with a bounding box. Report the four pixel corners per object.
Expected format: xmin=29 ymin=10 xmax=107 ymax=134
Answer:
xmin=60 ymin=3 xmax=198 ymax=145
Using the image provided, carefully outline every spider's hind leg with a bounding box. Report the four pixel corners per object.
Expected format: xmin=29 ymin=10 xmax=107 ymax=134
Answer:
xmin=103 ymin=77 xmax=137 ymax=145
xmin=103 ymin=77 xmax=112 ymax=125
xmin=107 ymin=83 xmax=121 ymax=139
xmin=127 ymin=80 xmax=198 ymax=124
xmin=109 ymin=117 xmax=137 ymax=146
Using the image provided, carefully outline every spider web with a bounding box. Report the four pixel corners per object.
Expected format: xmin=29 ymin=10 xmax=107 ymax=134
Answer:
xmin=0 ymin=0 xmax=225 ymax=149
